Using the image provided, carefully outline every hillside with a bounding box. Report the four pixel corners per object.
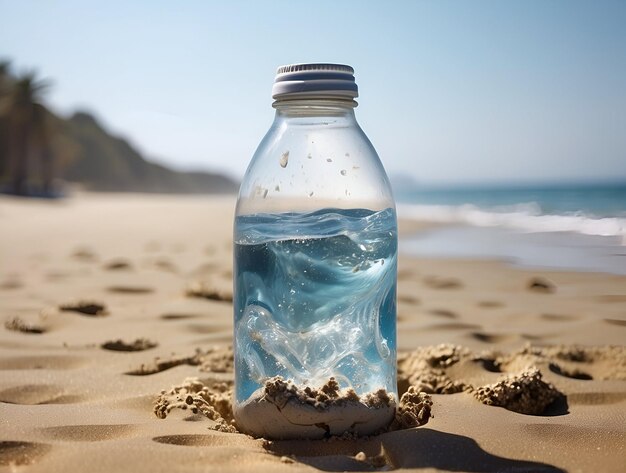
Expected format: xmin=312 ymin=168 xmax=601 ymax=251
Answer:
xmin=55 ymin=111 xmax=237 ymax=194
xmin=0 ymin=74 xmax=238 ymax=195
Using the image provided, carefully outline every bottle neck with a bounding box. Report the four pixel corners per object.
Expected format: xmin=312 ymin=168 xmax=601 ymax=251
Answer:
xmin=272 ymin=99 xmax=358 ymax=126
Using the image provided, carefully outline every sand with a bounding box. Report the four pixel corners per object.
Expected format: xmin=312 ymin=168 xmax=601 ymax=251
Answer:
xmin=1 ymin=192 xmax=625 ymax=472
xmin=234 ymin=377 xmax=397 ymax=439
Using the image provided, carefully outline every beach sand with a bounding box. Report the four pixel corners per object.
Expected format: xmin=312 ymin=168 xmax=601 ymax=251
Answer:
xmin=1 ymin=193 xmax=625 ymax=472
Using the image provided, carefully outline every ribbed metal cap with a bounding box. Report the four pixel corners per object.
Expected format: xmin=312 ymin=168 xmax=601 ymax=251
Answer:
xmin=272 ymin=63 xmax=358 ymax=100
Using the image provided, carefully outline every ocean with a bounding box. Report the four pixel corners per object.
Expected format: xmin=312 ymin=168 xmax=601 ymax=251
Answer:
xmin=395 ymin=182 xmax=626 ymax=275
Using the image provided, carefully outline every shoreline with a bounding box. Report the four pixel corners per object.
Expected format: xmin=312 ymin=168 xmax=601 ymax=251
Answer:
xmin=399 ymin=221 xmax=626 ymax=276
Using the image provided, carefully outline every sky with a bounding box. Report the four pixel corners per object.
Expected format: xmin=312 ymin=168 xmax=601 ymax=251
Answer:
xmin=1 ymin=0 xmax=625 ymax=185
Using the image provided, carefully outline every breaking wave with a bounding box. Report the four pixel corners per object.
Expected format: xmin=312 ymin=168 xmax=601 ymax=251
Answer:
xmin=398 ymin=202 xmax=626 ymax=241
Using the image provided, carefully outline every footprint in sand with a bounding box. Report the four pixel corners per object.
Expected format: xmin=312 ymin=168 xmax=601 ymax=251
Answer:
xmin=527 ymin=277 xmax=556 ymax=293
xmin=548 ymin=362 xmax=593 ymax=380
xmin=477 ymin=300 xmax=504 ymax=309
xmin=0 ymin=279 xmax=22 ymax=290
xmin=153 ymin=258 xmax=178 ymax=272
xmin=39 ymin=424 xmax=136 ymax=442
xmin=103 ymin=259 xmax=133 ymax=271
xmin=101 ymin=338 xmax=158 ymax=352
xmin=4 ymin=317 xmax=47 ymax=334
xmin=152 ymin=434 xmax=235 ymax=447
xmin=107 ymin=286 xmax=154 ymax=294
xmin=45 ymin=271 xmax=70 ymax=281
xmin=0 ymin=384 xmax=85 ymax=405
xmin=541 ymin=313 xmax=581 ymax=322
xmin=0 ymin=441 xmax=51 ymax=466
xmin=470 ymin=332 xmax=514 ymax=344
xmin=185 ymin=282 xmax=233 ymax=302
xmin=59 ymin=300 xmax=107 ymax=316
xmin=160 ymin=313 xmax=201 ymax=321
xmin=603 ymin=318 xmax=626 ymax=327
xmin=472 ymin=357 xmax=502 ymax=373
xmin=398 ymin=295 xmax=421 ymax=305
xmin=428 ymin=309 xmax=458 ymax=319
xmin=521 ymin=333 xmax=552 ymax=341
xmin=397 ymin=268 xmax=418 ymax=279
xmin=185 ymin=323 xmax=232 ymax=335
xmin=71 ymin=247 xmax=98 ymax=262
xmin=423 ymin=276 xmax=463 ymax=290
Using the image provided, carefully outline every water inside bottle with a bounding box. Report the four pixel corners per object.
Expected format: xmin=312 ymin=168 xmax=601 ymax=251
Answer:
xmin=234 ymin=207 xmax=397 ymax=402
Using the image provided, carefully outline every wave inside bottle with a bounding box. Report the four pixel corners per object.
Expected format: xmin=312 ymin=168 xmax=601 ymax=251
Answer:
xmin=234 ymin=207 xmax=397 ymax=403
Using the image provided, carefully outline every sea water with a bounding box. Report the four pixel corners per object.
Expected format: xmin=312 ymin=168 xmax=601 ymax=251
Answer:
xmin=234 ymin=207 xmax=397 ymax=403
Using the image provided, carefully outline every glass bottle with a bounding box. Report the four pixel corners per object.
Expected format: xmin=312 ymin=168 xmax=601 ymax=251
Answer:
xmin=233 ymin=63 xmax=397 ymax=439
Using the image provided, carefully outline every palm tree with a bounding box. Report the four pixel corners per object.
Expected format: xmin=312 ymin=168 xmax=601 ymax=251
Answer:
xmin=0 ymin=61 xmax=11 ymax=99
xmin=0 ymin=61 xmax=11 ymax=178
xmin=6 ymin=71 xmax=51 ymax=195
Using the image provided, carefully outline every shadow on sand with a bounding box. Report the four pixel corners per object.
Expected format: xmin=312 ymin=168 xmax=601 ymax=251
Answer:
xmin=266 ymin=428 xmax=565 ymax=472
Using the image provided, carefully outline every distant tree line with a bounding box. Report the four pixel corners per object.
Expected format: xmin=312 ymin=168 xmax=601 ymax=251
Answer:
xmin=0 ymin=61 xmax=58 ymax=195
xmin=0 ymin=61 xmax=237 ymax=196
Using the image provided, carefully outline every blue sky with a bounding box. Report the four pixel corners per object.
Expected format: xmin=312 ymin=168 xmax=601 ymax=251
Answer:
xmin=1 ymin=0 xmax=625 ymax=184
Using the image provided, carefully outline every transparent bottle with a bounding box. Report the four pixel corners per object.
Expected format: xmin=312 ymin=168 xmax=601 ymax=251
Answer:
xmin=233 ymin=64 xmax=397 ymax=439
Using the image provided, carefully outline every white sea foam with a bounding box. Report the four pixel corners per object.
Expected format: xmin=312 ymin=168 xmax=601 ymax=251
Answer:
xmin=397 ymin=202 xmax=626 ymax=242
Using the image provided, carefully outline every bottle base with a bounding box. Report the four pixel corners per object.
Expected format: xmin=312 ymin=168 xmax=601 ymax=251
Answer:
xmin=234 ymin=377 xmax=396 ymax=440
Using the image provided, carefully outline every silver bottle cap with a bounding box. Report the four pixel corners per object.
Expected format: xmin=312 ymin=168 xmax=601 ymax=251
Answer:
xmin=272 ymin=63 xmax=358 ymax=100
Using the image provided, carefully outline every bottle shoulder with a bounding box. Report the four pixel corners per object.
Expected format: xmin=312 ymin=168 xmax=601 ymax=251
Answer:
xmin=237 ymin=115 xmax=394 ymax=216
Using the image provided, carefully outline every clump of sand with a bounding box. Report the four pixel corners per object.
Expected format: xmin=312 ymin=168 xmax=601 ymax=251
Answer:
xmin=155 ymin=343 xmax=626 ymax=437
xmin=101 ymin=338 xmax=157 ymax=352
xmin=397 ymin=343 xmax=626 ymax=416
xmin=154 ymin=377 xmax=236 ymax=433
xmin=127 ymin=346 xmax=233 ymax=375
xmin=4 ymin=317 xmax=45 ymax=334
xmin=398 ymin=344 xmax=471 ymax=394
xmin=398 ymin=343 xmax=570 ymax=415
xmin=392 ymin=386 xmax=433 ymax=429
xmin=185 ymin=281 xmax=233 ymax=302
xmin=474 ymin=368 xmax=564 ymax=415
xmin=59 ymin=300 xmax=107 ymax=316
xmin=154 ymin=376 xmax=432 ymax=439
xmin=199 ymin=346 xmax=234 ymax=373
xmin=489 ymin=344 xmax=626 ymax=381
xmin=262 ymin=377 xmax=361 ymax=409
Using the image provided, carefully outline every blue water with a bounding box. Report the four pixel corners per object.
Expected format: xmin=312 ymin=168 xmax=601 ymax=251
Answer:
xmin=395 ymin=182 xmax=626 ymax=218
xmin=395 ymin=182 xmax=626 ymax=274
xmin=234 ymin=208 xmax=397 ymax=402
